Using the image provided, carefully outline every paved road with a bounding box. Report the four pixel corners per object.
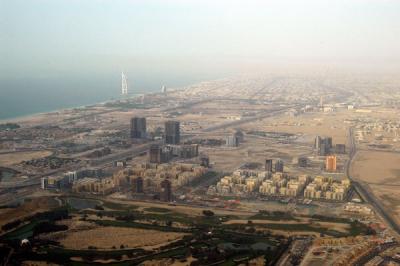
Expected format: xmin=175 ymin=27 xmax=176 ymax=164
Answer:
xmin=203 ymin=104 xmax=298 ymax=132
xmin=1 ymin=102 xmax=298 ymax=184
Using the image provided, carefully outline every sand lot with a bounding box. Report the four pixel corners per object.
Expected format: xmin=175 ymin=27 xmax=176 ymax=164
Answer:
xmin=351 ymin=150 xmax=400 ymax=184
xmin=224 ymin=219 xmax=303 ymax=225
xmin=205 ymin=137 xmax=268 ymax=172
xmin=59 ymin=226 xmax=187 ymax=250
xmin=372 ymin=186 xmax=400 ymax=217
xmin=0 ymin=150 xmax=52 ymax=166
xmin=247 ymin=111 xmax=349 ymax=145
xmin=351 ymin=150 xmax=400 ymax=224
xmin=204 ymin=134 xmax=310 ymax=172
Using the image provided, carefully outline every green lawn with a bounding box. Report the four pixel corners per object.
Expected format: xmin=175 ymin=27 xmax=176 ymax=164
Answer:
xmin=143 ymin=207 xmax=171 ymax=213
xmin=92 ymin=219 xmax=190 ymax=233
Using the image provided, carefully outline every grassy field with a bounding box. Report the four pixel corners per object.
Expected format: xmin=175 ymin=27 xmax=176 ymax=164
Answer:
xmin=93 ymin=220 xmax=189 ymax=233
xmin=0 ymin=197 xmax=59 ymax=229
xmin=143 ymin=207 xmax=171 ymax=213
xmin=1 ymin=195 xmax=373 ymax=266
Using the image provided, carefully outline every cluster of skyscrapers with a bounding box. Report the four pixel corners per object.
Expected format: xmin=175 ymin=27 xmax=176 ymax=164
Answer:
xmin=226 ymin=130 xmax=244 ymax=147
xmin=315 ymin=136 xmax=333 ymax=156
xmin=130 ymin=117 xmax=180 ymax=145
xmin=315 ymin=136 xmax=346 ymax=155
xmin=265 ymin=159 xmax=284 ymax=173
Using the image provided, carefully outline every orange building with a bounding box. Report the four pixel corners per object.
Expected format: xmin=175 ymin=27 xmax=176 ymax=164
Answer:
xmin=326 ymin=155 xmax=337 ymax=171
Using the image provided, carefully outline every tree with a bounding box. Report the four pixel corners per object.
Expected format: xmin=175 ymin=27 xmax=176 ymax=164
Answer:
xmin=94 ymin=205 xmax=104 ymax=211
xmin=202 ymin=210 xmax=215 ymax=217
xmin=245 ymin=227 xmax=256 ymax=234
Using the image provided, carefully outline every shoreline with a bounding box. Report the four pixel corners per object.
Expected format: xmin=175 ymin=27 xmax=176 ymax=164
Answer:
xmin=0 ymin=77 xmax=221 ymax=125
xmin=0 ymin=93 xmax=149 ymax=124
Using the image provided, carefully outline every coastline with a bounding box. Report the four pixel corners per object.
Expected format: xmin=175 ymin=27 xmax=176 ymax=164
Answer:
xmin=0 ymin=93 xmax=145 ymax=124
xmin=0 ymin=73 xmax=226 ymax=125
xmin=0 ymin=75 xmax=223 ymax=125
xmin=0 ymin=100 xmax=110 ymax=124
xmin=0 ymin=87 xmax=183 ymax=125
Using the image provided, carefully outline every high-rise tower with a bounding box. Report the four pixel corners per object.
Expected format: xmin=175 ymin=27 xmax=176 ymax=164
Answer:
xmin=160 ymin=179 xmax=172 ymax=202
xmin=165 ymin=121 xmax=180 ymax=144
xmin=326 ymin=155 xmax=337 ymax=171
xmin=265 ymin=159 xmax=273 ymax=172
xmin=121 ymin=72 xmax=128 ymax=95
xmin=275 ymin=159 xmax=284 ymax=173
xmin=130 ymin=117 xmax=146 ymax=139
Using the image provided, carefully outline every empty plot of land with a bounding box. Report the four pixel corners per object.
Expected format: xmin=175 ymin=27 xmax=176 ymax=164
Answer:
xmin=368 ymin=186 xmax=400 ymax=224
xmin=58 ymin=226 xmax=187 ymax=250
xmin=204 ymin=136 xmax=305 ymax=172
xmin=248 ymin=111 xmax=349 ymax=145
xmin=21 ymin=260 xmax=60 ymax=266
xmin=0 ymin=150 xmax=52 ymax=166
xmin=351 ymin=150 xmax=400 ymax=224
xmin=351 ymin=150 xmax=400 ymax=184
xmin=141 ymin=257 xmax=198 ymax=266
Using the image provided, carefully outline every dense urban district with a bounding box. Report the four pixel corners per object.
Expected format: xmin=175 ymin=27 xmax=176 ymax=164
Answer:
xmin=2 ymin=73 xmax=400 ymax=265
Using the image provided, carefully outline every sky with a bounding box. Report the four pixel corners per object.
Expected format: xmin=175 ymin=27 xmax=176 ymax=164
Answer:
xmin=1 ymin=0 xmax=400 ymax=80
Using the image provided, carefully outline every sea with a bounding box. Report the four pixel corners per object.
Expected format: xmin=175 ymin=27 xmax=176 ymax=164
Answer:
xmin=0 ymin=73 xmax=220 ymax=121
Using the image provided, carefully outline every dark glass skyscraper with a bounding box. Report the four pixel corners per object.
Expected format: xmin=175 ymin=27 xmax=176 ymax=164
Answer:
xmin=165 ymin=120 xmax=180 ymax=144
xmin=265 ymin=159 xmax=273 ymax=172
xmin=149 ymin=144 xmax=162 ymax=163
xmin=130 ymin=117 xmax=146 ymax=139
xmin=160 ymin=179 xmax=172 ymax=202
xmin=275 ymin=159 xmax=284 ymax=173
xmin=132 ymin=176 xmax=143 ymax=193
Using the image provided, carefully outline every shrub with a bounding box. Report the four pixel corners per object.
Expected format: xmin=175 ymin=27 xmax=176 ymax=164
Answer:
xmin=202 ymin=210 xmax=215 ymax=217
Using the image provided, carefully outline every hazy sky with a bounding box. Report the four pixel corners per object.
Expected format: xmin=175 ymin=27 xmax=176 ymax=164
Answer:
xmin=1 ymin=0 xmax=400 ymax=79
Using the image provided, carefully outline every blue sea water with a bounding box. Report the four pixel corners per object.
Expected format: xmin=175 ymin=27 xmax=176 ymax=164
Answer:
xmin=0 ymin=73 xmax=213 ymax=121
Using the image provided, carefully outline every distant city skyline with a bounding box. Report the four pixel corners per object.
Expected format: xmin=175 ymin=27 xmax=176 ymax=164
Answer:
xmin=1 ymin=0 xmax=400 ymax=81
xmin=2 ymin=2 xmax=400 ymax=264
xmin=1 ymin=0 xmax=399 ymax=120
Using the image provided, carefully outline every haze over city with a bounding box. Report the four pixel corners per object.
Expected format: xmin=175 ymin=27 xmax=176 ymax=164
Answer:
xmin=1 ymin=1 xmax=400 ymax=82
xmin=1 ymin=1 xmax=400 ymax=265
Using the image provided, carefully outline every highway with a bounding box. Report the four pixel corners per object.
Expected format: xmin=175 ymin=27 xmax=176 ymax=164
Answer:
xmin=0 ymin=102 xmax=300 ymax=193
xmin=346 ymin=127 xmax=400 ymax=235
xmin=93 ymin=104 xmax=299 ymax=167
xmin=203 ymin=104 xmax=298 ymax=132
